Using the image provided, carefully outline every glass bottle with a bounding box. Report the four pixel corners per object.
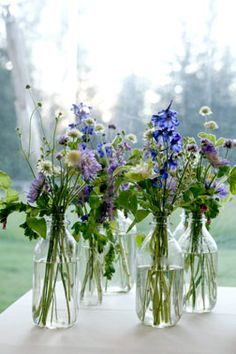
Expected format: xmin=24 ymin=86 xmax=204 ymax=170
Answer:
xmin=32 ymin=213 xmax=78 ymax=329
xmin=104 ymin=211 xmax=136 ymax=294
xmin=179 ymin=213 xmax=218 ymax=313
xmin=79 ymin=237 xmax=103 ymax=306
xmin=136 ymin=218 xmax=183 ymax=328
xmin=173 ymin=210 xmax=189 ymax=240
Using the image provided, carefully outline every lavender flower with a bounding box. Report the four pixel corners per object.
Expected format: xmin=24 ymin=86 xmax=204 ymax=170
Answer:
xmin=27 ymin=173 xmax=45 ymax=203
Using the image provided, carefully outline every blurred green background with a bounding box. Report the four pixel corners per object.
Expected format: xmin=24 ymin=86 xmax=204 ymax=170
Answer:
xmin=0 ymin=198 xmax=236 ymax=313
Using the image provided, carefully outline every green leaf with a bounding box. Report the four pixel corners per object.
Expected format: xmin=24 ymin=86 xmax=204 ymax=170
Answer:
xmin=217 ymin=166 xmax=230 ymax=178
xmin=5 ymin=188 xmax=19 ymax=203
xmin=215 ymin=137 xmax=225 ymax=147
xmin=26 ymin=217 xmax=47 ymax=239
xmin=0 ymin=171 xmax=12 ymax=189
xmin=127 ymin=209 xmax=150 ymax=232
xmin=198 ymin=132 xmax=216 ymax=144
xmin=228 ymin=166 xmax=236 ymax=194
xmin=116 ymin=190 xmax=138 ymax=214
xmin=89 ymin=192 xmax=101 ymax=209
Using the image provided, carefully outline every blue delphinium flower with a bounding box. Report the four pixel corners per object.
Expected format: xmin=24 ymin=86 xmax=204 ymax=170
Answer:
xmin=168 ymin=155 xmax=177 ymax=170
xmin=170 ymin=133 xmax=182 ymax=152
xmin=151 ymin=101 xmax=179 ymax=130
xmin=71 ymin=103 xmax=92 ymax=123
xmin=97 ymin=143 xmax=105 ymax=158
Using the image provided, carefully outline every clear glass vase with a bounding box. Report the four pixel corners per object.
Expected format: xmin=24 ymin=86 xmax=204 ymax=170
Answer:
xmin=32 ymin=213 xmax=78 ymax=329
xmin=136 ymin=218 xmax=183 ymax=328
xmin=104 ymin=211 xmax=136 ymax=294
xmin=178 ymin=213 xmax=218 ymax=313
xmin=79 ymin=238 xmax=103 ymax=306
xmin=173 ymin=210 xmax=189 ymax=240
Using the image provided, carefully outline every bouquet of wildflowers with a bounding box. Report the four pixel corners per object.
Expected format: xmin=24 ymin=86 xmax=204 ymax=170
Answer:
xmin=0 ymin=92 xmax=102 ymax=327
xmin=70 ymin=104 xmax=137 ymax=302
xmin=178 ymin=106 xmax=236 ymax=312
xmin=119 ymin=102 xmax=194 ymax=327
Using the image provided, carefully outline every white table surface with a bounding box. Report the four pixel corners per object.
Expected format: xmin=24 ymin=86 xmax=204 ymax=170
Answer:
xmin=0 ymin=287 xmax=236 ymax=354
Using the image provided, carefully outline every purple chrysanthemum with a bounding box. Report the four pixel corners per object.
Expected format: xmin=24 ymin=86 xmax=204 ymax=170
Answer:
xmin=27 ymin=173 xmax=45 ymax=203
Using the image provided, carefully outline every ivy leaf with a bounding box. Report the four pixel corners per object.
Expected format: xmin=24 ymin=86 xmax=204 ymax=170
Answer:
xmin=0 ymin=171 xmax=12 ymax=189
xmin=26 ymin=217 xmax=47 ymax=239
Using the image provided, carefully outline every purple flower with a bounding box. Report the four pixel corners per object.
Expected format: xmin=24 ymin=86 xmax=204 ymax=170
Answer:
xmin=58 ymin=135 xmax=69 ymax=145
xmin=170 ymin=132 xmax=182 ymax=152
xmin=201 ymin=139 xmax=217 ymax=155
xmin=97 ymin=143 xmax=105 ymax=158
xmin=81 ymin=125 xmax=94 ymax=135
xmin=124 ymin=142 xmax=132 ymax=151
xmin=201 ymin=139 xmax=230 ymax=168
xmin=71 ymin=103 xmax=92 ymax=122
xmin=153 ymin=127 xmax=175 ymax=144
xmin=105 ymin=145 xmax=112 ymax=156
xmin=68 ymin=123 xmax=77 ymax=129
xmin=27 ymin=173 xmax=45 ymax=203
xmin=81 ymin=214 xmax=88 ymax=222
xmin=216 ymin=184 xmax=229 ymax=199
xmin=223 ymin=139 xmax=233 ymax=149
xmin=108 ymin=123 xmax=117 ymax=130
xmin=78 ymin=148 xmax=101 ymax=180
xmin=150 ymin=149 xmax=157 ymax=160
xmin=120 ymin=183 xmax=130 ymax=191
xmin=82 ymin=185 xmax=93 ymax=202
xmin=151 ymin=101 xmax=179 ymax=130
xmin=56 ymin=152 xmax=63 ymax=160
xmin=108 ymin=159 xmax=119 ymax=175
xmin=168 ymin=155 xmax=177 ymax=170
xmin=187 ymin=144 xmax=198 ymax=153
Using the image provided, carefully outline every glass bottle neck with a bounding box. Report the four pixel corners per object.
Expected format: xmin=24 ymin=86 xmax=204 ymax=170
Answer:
xmin=47 ymin=213 xmax=67 ymax=239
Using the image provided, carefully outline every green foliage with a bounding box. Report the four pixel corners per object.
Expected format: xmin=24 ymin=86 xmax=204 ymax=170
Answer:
xmin=26 ymin=217 xmax=46 ymax=239
xmin=228 ymin=166 xmax=236 ymax=194
xmin=127 ymin=209 xmax=150 ymax=232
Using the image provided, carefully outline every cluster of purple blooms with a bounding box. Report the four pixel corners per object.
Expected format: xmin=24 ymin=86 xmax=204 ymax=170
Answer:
xmin=201 ymin=139 xmax=230 ymax=168
xmin=150 ymin=101 xmax=182 ymax=185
